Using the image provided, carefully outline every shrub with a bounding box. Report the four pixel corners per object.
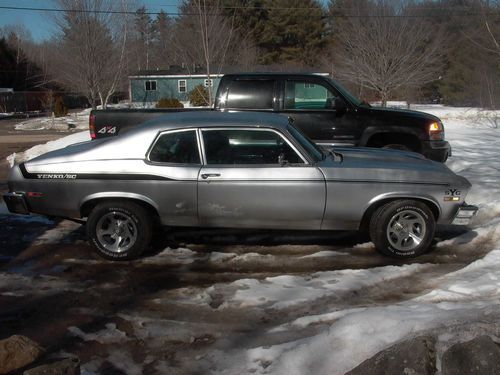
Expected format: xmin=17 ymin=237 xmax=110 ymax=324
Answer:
xmin=53 ymin=96 xmax=68 ymax=117
xmin=156 ymin=98 xmax=184 ymax=108
xmin=189 ymin=84 xmax=210 ymax=107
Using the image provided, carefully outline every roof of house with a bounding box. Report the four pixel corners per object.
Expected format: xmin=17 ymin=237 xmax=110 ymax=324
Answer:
xmin=129 ymin=65 xmax=330 ymax=79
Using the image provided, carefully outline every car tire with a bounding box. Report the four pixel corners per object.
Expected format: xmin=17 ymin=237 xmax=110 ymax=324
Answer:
xmin=87 ymin=201 xmax=152 ymax=260
xmin=369 ymin=200 xmax=435 ymax=258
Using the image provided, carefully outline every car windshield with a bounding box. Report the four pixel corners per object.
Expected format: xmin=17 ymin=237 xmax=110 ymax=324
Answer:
xmin=287 ymin=124 xmax=324 ymax=162
xmin=326 ymin=77 xmax=364 ymax=107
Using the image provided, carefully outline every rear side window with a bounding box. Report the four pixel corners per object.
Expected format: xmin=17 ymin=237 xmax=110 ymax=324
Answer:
xmin=285 ymin=80 xmax=338 ymax=110
xmin=225 ymin=80 xmax=275 ymax=110
xmin=149 ymin=130 xmax=200 ymax=164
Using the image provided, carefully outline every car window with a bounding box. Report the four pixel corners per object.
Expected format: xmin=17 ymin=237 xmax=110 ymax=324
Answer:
xmin=202 ymin=129 xmax=304 ymax=165
xmin=225 ymin=80 xmax=275 ymax=110
xmin=149 ymin=130 xmax=200 ymax=164
xmin=285 ymin=80 xmax=338 ymax=110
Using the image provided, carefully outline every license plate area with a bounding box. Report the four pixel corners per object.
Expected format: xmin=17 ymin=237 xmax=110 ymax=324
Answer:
xmin=2 ymin=192 xmax=29 ymax=215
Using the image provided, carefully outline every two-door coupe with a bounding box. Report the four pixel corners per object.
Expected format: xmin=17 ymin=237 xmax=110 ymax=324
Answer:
xmin=3 ymin=112 xmax=477 ymax=260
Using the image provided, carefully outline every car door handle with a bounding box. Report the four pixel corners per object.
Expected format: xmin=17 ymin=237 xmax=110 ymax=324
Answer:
xmin=201 ymin=173 xmax=221 ymax=179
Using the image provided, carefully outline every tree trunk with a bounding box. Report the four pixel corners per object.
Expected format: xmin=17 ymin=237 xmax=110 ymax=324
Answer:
xmin=380 ymin=90 xmax=388 ymax=107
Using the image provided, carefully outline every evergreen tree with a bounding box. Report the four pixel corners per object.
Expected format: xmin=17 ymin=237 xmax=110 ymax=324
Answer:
xmin=259 ymin=0 xmax=326 ymax=65
xmin=153 ymin=10 xmax=174 ymax=68
xmin=133 ymin=6 xmax=156 ymax=70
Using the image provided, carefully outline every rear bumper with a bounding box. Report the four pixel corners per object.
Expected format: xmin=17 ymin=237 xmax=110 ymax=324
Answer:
xmin=2 ymin=192 xmax=29 ymax=215
xmin=451 ymin=203 xmax=478 ymax=226
xmin=421 ymin=140 xmax=452 ymax=163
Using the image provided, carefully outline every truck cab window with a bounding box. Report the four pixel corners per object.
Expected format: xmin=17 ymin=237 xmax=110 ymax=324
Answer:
xmin=225 ymin=80 xmax=275 ymax=110
xmin=149 ymin=130 xmax=200 ymax=164
xmin=285 ymin=80 xmax=338 ymax=110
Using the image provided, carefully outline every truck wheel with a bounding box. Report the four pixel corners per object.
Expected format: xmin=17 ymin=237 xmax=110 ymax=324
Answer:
xmin=87 ymin=201 xmax=152 ymax=260
xmin=369 ymin=200 xmax=435 ymax=258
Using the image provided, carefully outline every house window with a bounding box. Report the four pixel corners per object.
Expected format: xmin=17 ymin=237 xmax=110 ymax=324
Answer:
xmin=145 ymin=80 xmax=157 ymax=91
xmin=304 ymin=83 xmax=315 ymax=88
xmin=204 ymin=79 xmax=213 ymax=88
xmin=178 ymin=80 xmax=187 ymax=93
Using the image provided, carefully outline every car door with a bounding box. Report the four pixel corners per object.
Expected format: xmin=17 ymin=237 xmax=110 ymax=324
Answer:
xmin=280 ymin=78 xmax=360 ymax=147
xmin=146 ymin=129 xmax=202 ymax=226
xmin=197 ymin=127 xmax=326 ymax=230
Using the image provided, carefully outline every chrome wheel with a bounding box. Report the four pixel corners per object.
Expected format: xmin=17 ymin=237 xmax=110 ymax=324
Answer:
xmin=386 ymin=209 xmax=426 ymax=252
xmin=96 ymin=211 xmax=138 ymax=253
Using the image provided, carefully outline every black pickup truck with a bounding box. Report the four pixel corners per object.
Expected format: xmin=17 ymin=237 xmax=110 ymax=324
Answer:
xmin=90 ymin=73 xmax=451 ymax=162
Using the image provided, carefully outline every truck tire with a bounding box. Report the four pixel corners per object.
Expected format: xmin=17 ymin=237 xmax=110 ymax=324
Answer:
xmin=369 ymin=200 xmax=435 ymax=258
xmin=87 ymin=201 xmax=152 ymax=260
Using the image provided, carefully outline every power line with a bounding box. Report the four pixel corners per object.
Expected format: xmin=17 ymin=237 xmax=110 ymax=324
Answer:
xmin=0 ymin=4 xmax=498 ymax=18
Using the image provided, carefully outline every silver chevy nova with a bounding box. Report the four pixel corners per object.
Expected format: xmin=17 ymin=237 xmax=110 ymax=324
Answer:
xmin=3 ymin=112 xmax=477 ymax=260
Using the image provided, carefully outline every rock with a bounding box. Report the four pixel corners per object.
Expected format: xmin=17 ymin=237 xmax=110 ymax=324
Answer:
xmin=441 ymin=335 xmax=500 ymax=375
xmin=0 ymin=335 xmax=45 ymax=374
xmin=24 ymin=358 xmax=80 ymax=375
xmin=345 ymin=336 xmax=436 ymax=375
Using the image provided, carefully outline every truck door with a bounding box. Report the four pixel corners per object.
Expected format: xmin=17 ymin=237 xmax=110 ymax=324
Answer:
xmin=280 ymin=78 xmax=361 ymax=148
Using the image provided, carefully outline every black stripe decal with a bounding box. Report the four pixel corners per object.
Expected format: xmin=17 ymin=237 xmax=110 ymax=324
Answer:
xmin=325 ymin=178 xmax=449 ymax=186
xmin=19 ymin=163 xmax=176 ymax=181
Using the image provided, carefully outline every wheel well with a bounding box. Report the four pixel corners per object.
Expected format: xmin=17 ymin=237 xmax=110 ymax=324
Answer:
xmin=359 ymin=198 xmax=439 ymax=233
xmin=80 ymin=198 xmax=160 ymax=222
xmin=366 ymin=133 xmax=421 ymax=152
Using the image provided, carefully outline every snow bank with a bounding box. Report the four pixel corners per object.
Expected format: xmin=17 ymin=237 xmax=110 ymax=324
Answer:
xmin=210 ymin=263 xmax=429 ymax=309
xmin=14 ymin=108 xmax=92 ymax=131
xmin=8 ymin=131 xmax=90 ymax=167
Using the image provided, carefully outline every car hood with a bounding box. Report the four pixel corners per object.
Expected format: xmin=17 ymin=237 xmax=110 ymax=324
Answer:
xmin=318 ymin=147 xmax=470 ymax=188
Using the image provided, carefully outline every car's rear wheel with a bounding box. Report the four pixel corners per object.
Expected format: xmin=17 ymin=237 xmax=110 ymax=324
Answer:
xmin=369 ymin=200 xmax=435 ymax=258
xmin=87 ymin=201 xmax=152 ymax=260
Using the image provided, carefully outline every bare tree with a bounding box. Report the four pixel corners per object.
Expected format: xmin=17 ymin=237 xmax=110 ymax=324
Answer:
xmin=174 ymin=0 xmax=235 ymax=105
xmin=329 ymin=0 xmax=445 ymax=106
xmin=54 ymin=0 xmax=129 ymax=109
xmin=460 ymin=0 xmax=500 ymax=108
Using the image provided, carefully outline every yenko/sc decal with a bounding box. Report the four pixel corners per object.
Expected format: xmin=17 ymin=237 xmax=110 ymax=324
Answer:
xmin=37 ymin=174 xmax=77 ymax=179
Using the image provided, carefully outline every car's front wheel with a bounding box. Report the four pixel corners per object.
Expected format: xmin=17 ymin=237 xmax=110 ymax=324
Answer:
xmin=369 ymin=200 xmax=435 ymax=258
xmin=87 ymin=201 xmax=152 ymax=260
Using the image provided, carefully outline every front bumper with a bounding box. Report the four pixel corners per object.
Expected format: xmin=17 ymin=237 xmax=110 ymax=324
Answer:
xmin=2 ymin=192 xmax=29 ymax=215
xmin=421 ymin=140 xmax=452 ymax=163
xmin=452 ymin=204 xmax=478 ymax=226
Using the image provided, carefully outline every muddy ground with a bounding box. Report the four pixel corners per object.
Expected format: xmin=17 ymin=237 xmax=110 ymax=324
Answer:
xmin=0 ymin=118 xmax=488 ymax=374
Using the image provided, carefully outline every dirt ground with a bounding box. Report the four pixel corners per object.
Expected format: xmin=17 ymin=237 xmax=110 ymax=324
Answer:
xmin=0 ymin=118 xmax=488 ymax=374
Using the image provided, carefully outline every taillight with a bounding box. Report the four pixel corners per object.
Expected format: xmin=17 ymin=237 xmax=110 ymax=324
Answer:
xmin=89 ymin=113 xmax=96 ymax=139
xmin=429 ymin=121 xmax=444 ymax=140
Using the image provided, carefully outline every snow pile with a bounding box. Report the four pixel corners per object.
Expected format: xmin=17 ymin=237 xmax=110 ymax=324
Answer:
xmin=0 ymin=273 xmax=87 ymax=297
xmin=68 ymin=323 xmax=128 ymax=344
xmin=14 ymin=108 xmax=92 ymax=131
xmin=207 ymin=263 xmax=429 ymax=309
xmin=238 ymin=252 xmax=500 ymax=375
xmin=8 ymin=131 xmax=90 ymax=167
